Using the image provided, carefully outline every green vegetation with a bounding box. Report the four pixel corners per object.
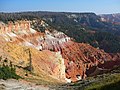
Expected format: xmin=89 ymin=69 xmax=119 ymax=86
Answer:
xmin=86 ymin=81 xmax=120 ymax=90
xmin=85 ymin=74 xmax=120 ymax=90
xmin=0 ymin=58 xmax=21 ymax=80
xmin=0 ymin=64 xmax=21 ymax=80
xmin=84 ymin=67 xmax=120 ymax=90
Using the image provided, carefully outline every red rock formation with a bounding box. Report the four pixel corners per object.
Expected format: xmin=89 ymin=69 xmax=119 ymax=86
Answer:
xmin=5 ymin=29 xmax=120 ymax=82
xmin=0 ymin=20 xmax=120 ymax=82
xmin=44 ymin=41 xmax=119 ymax=82
xmin=64 ymin=42 xmax=120 ymax=81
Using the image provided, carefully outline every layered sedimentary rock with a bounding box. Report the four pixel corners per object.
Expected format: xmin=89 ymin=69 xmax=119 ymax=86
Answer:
xmin=0 ymin=20 xmax=120 ymax=83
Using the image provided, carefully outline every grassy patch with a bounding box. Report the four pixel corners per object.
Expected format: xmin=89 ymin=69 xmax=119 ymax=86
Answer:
xmin=0 ymin=65 xmax=21 ymax=80
xmin=85 ymin=73 xmax=120 ymax=90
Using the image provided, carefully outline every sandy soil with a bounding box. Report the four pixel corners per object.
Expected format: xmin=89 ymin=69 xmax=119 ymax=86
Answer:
xmin=0 ymin=79 xmax=51 ymax=90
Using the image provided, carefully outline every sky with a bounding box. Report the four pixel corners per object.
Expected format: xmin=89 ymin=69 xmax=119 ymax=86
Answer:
xmin=0 ymin=0 xmax=120 ymax=14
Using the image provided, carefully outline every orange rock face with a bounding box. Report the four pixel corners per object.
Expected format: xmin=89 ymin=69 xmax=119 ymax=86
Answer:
xmin=47 ymin=41 xmax=120 ymax=82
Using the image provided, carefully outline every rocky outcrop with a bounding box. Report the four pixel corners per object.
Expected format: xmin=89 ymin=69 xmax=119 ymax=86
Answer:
xmin=38 ymin=38 xmax=119 ymax=82
xmin=0 ymin=20 xmax=30 ymax=34
xmin=0 ymin=20 xmax=120 ymax=83
xmin=55 ymin=41 xmax=111 ymax=81
xmin=61 ymin=42 xmax=120 ymax=81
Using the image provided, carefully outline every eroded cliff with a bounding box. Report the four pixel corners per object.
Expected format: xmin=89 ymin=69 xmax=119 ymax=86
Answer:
xmin=0 ymin=20 xmax=120 ymax=83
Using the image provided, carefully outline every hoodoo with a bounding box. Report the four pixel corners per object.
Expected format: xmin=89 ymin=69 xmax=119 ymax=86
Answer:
xmin=0 ymin=20 xmax=31 ymax=34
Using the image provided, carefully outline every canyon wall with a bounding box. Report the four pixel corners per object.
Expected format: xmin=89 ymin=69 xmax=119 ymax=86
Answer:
xmin=0 ymin=20 xmax=120 ymax=83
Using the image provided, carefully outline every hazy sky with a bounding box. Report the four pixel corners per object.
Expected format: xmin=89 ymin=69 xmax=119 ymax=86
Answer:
xmin=0 ymin=0 xmax=120 ymax=14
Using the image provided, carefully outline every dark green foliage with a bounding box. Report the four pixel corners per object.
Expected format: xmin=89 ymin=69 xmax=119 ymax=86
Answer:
xmin=89 ymin=81 xmax=120 ymax=90
xmin=0 ymin=64 xmax=21 ymax=80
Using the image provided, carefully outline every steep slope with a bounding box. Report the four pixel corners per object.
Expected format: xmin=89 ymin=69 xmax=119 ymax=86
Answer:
xmin=52 ymin=41 xmax=120 ymax=81
xmin=0 ymin=43 xmax=66 ymax=84
xmin=0 ymin=20 xmax=120 ymax=83
xmin=0 ymin=29 xmax=66 ymax=83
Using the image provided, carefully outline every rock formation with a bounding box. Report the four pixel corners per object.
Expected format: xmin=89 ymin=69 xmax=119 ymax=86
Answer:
xmin=0 ymin=20 xmax=120 ymax=83
xmin=0 ymin=20 xmax=30 ymax=34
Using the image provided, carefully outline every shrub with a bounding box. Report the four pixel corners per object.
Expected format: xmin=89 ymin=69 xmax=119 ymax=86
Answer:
xmin=0 ymin=64 xmax=21 ymax=80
